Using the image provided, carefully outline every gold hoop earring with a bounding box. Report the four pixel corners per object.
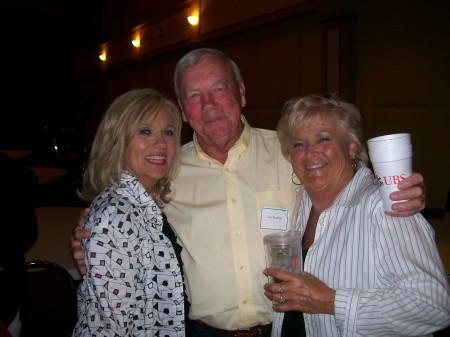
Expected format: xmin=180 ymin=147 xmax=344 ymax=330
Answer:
xmin=291 ymin=172 xmax=301 ymax=186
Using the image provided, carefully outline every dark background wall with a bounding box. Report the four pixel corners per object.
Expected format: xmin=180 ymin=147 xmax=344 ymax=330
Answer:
xmin=0 ymin=0 xmax=449 ymax=209
xmin=0 ymin=2 xmax=86 ymax=140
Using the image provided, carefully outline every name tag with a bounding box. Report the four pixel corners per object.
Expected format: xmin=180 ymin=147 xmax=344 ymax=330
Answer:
xmin=260 ymin=207 xmax=289 ymax=230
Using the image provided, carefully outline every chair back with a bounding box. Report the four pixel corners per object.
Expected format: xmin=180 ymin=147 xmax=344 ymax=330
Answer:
xmin=0 ymin=321 xmax=13 ymax=337
xmin=20 ymin=261 xmax=78 ymax=337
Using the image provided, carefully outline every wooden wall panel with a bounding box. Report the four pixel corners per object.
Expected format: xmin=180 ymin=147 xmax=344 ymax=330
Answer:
xmin=358 ymin=0 xmax=450 ymax=208
xmin=140 ymin=9 xmax=191 ymax=56
xmin=107 ymin=36 xmax=138 ymax=66
xmin=364 ymin=107 xmax=450 ymax=210
xmin=257 ymin=32 xmax=300 ymax=106
xmin=220 ymin=42 xmax=259 ymax=109
xmin=299 ymin=23 xmax=322 ymax=95
xmin=200 ymin=0 xmax=311 ymax=35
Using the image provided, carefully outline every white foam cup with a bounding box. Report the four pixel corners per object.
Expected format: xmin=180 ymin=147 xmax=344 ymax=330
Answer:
xmin=367 ymin=133 xmax=413 ymax=211
xmin=366 ymin=133 xmax=411 ymax=152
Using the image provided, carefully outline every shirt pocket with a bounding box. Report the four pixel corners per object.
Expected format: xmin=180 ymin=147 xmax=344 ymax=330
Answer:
xmin=256 ymin=190 xmax=296 ymax=234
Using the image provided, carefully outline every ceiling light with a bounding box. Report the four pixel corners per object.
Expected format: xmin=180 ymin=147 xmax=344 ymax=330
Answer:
xmin=187 ymin=15 xmax=199 ymax=26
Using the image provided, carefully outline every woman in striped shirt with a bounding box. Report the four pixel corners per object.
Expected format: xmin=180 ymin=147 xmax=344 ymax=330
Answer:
xmin=264 ymin=95 xmax=450 ymax=337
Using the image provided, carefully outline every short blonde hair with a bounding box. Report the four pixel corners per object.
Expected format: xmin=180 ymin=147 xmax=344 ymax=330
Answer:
xmin=277 ymin=94 xmax=368 ymax=164
xmin=78 ymin=88 xmax=182 ymax=206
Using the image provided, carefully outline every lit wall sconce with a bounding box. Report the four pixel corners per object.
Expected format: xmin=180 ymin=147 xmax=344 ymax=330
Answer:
xmin=132 ymin=32 xmax=140 ymax=48
xmin=99 ymin=50 xmax=106 ymax=62
xmin=187 ymin=15 xmax=199 ymax=26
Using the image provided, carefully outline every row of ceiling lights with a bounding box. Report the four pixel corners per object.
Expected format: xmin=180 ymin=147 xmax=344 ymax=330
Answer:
xmin=98 ymin=14 xmax=200 ymax=61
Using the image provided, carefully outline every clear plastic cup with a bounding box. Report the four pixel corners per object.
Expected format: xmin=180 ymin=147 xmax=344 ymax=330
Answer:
xmin=263 ymin=231 xmax=303 ymax=283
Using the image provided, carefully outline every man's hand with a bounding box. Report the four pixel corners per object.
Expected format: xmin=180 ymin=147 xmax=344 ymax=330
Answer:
xmin=69 ymin=208 xmax=91 ymax=275
xmin=387 ymin=172 xmax=426 ymax=217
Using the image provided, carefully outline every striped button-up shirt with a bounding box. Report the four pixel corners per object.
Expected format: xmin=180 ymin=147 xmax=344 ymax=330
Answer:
xmin=272 ymin=165 xmax=450 ymax=337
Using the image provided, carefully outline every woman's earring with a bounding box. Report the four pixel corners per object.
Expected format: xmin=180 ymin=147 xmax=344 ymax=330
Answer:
xmin=351 ymin=158 xmax=358 ymax=170
xmin=291 ymin=172 xmax=301 ymax=186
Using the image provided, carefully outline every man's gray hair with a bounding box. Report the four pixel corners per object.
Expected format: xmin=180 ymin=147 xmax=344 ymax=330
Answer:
xmin=173 ymin=48 xmax=243 ymax=99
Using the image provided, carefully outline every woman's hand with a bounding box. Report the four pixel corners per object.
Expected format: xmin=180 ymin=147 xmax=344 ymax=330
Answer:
xmin=69 ymin=208 xmax=91 ymax=275
xmin=263 ymin=268 xmax=336 ymax=315
xmin=388 ymin=172 xmax=426 ymax=217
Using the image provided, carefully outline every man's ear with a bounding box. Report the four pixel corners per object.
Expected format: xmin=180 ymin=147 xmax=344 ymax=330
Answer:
xmin=239 ymin=83 xmax=247 ymax=108
xmin=178 ymin=100 xmax=188 ymax=122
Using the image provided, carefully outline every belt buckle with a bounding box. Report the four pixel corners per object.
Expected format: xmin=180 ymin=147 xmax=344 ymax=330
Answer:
xmin=234 ymin=326 xmax=262 ymax=337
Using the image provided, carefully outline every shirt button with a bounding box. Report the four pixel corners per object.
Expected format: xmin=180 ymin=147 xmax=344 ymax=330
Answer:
xmin=239 ymin=266 xmax=244 ymax=270
xmin=242 ymin=300 xmax=247 ymax=304
xmin=232 ymin=198 xmax=237 ymax=203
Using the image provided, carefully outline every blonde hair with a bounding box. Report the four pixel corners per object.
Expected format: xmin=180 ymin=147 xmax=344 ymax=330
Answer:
xmin=277 ymin=94 xmax=368 ymax=164
xmin=78 ymin=88 xmax=182 ymax=206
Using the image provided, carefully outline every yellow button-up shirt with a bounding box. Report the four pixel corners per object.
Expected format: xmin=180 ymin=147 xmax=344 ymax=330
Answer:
xmin=165 ymin=117 xmax=296 ymax=330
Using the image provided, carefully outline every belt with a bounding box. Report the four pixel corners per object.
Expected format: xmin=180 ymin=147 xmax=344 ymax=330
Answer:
xmin=194 ymin=320 xmax=272 ymax=337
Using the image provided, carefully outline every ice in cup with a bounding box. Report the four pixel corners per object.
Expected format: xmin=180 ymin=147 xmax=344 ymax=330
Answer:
xmin=263 ymin=231 xmax=303 ymax=282
xmin=367 ymin=133 xmax=413 ymax=212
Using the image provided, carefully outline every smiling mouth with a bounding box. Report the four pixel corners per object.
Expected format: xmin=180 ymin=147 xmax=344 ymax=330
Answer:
xmin=205 ymin=115 xmax=226 ymax=124
xmin=144 ymin=155 xmax=166 ymax=164
xmin=305 ymin=163 xmax=328 ymax=170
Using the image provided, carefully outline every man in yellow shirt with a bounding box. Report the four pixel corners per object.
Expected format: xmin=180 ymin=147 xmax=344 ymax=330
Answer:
xmin=165 ymin=48 xmax=426 ymax=336
xmin=71 ymin=48 xmax=426 ymax=337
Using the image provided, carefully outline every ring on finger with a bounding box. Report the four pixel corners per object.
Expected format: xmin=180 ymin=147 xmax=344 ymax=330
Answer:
xmin=279 ymin=294 xmax=285 ymax=304
xmin=278 ymin=284 xmax=284 ymax=293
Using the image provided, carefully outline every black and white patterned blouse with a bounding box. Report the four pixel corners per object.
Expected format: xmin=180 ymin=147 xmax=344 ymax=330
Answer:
xmin=73 ymin=171 xmax=186 ymax=337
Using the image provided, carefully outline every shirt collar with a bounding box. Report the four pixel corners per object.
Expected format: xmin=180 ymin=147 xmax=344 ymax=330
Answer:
xmin=119 ymin=170 xmax=154 ymax=205
xmin=119 ymin=171 xmax=163 ymax=229
xmin=332 ymin=163 xmax=371 ymax=208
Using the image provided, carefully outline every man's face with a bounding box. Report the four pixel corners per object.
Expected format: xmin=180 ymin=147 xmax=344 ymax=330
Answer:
xmin=178 ymin=55 xmax=246 ymax=147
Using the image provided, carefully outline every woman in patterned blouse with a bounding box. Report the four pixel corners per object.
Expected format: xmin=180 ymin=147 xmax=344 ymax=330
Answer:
xmin=263 ymin=95 xmax=449 ymax=336
xmin=72 ymin=88 xmax=189 ymax=337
